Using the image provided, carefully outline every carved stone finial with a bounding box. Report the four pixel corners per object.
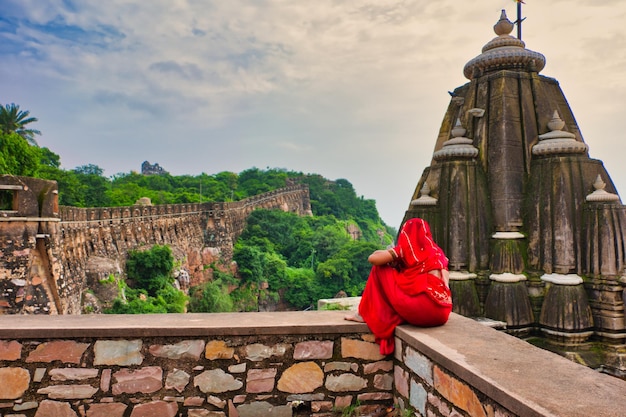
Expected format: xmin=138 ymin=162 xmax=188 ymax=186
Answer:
xmin=593 ymin=174 xmax=606 ymax=191
xmin=451 ymin=118 xmax=467 ymax=138
xmin=494 ymin=10 xmax=514 ymax=36
xmin=547 ymin=110 xmax=566 ymax=132
xmin=410 ymin=182 xmax=437 ymax=206
xmin=433 ymin=119 xmax=478 ymax=161
xmin=532 ymin=110 xmax=588 ymax=156
xmin=586 ymin=174 xmax=620 ymax=202
xmin=463 ymin=10 xmax=545 ymax=80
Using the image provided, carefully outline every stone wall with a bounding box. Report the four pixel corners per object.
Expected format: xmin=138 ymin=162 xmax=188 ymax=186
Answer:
xmin=0 ymin=312 xmax=625 ymax=417
xmin=0 ymin=312 xmax=393 ymax=417
xmin=0 ymin=177 xmax=312 ymax=315
xmin=0 ymin=176 xmax=62 ymax=314
xmin=393 ymin=314 xmax=626 ymax=417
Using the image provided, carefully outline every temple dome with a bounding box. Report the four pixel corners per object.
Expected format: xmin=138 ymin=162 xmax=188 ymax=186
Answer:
xmin=463 ymin=10 xmax=546 ymax=80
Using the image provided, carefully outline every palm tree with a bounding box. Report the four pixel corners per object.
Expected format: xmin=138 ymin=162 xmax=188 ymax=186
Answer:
xmin=0 ymin=103 xmax=41 ymax=146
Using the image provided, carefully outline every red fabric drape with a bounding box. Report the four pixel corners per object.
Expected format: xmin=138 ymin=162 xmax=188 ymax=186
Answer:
xmin=358 ymin=218 xmax=452 ymax=355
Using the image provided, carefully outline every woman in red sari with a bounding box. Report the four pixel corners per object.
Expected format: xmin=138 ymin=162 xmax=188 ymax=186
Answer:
xmin=346 ymin=218 xmax=452 ymax=355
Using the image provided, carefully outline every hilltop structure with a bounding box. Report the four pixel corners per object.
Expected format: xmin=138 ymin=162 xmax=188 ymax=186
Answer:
xmin=141 ymin=160 xmax=168 ymax=175
xmin=403 ymin=10 xmax=626 ymax=376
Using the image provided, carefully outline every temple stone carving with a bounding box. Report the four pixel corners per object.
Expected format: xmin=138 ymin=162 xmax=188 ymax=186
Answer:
xmin=403 ymin=10 xmax=626 ymax=376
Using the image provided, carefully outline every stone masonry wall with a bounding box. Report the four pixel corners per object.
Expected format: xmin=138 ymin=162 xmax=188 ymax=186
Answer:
xmin=0 ymin=176 xmax=63 ymax=315
xmin=392 ymin=337 xmax=514 ymax=417
xmin=0 ymin=313 xmax=392 ymax=417
xmin=1 ymin=312 xmax=626 ymax=417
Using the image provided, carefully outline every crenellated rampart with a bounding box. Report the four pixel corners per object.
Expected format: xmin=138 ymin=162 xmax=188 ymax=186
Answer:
xmin=0 ymin=175 xmax=312 ymax=315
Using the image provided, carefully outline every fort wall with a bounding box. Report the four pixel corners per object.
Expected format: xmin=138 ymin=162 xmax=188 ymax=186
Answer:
xmin=0 ymin=175 xmax=311 ymax=315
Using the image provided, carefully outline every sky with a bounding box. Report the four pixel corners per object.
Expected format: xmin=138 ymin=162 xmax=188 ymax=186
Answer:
xmin=2 ymin=0 xmax=626 ymax=228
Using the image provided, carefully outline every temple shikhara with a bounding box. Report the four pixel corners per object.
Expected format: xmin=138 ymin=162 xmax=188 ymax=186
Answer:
xmin=403 ymin=10 xmax=626 ymax=377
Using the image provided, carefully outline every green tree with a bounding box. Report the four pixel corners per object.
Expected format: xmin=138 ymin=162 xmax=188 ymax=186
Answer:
xmin=73 ymin=165 xmax=111 ymax=207
xmin=316 ymin=240 xmax=378 ymax=296
xmin=74 ymin=164 xmax=104 ymax=176
xmin=126 ymin=245 xmax=175 ymax=296
xmin=0 ymin=132 xmax=41 ymax=175
xmin=0 ymin=103 xmax=41 ymax=146
xmin=233 ymin=244 xmax=265 ymax=283
xmin=38 ymin=167 xmax=84 ymax=206
xmin=38 ymin=147 xmax=61 ymax=168
xmin=282 ymin=267 xmax=318 ymax=310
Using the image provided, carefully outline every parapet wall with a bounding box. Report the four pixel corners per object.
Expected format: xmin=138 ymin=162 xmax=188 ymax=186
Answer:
xmin=0 ymin=312 xmax=624 ymax=417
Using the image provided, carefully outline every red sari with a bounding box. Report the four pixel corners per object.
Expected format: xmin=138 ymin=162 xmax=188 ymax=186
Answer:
xmin=358 ymin=218 xmax=452 ymax=355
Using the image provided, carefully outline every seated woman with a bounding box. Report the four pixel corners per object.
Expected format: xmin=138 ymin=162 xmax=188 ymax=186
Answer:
xmin=346 ymin=218 xmax=452 ymax=355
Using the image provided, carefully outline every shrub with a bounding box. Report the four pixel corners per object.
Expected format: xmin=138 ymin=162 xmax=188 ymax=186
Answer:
xmin=126 ymin=245 xmax=174 ymax=296
xmin=187 ymin=280 xmax=234 ymax=313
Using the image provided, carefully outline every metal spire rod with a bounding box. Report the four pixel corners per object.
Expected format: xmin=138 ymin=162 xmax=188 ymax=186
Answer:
xmin=515 ymin=0 xmax=526 ymax=40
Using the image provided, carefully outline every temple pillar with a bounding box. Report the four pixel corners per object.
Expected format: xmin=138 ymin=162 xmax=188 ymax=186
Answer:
xmin=449 ymin=272 xmax=481 ymax=317
xmin=539 ymin=274 xmax=594 ymax=346
xmin=484 ymin=232 xmax=534 ymax=336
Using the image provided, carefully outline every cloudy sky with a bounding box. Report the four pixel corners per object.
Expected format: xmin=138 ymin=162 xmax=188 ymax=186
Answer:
xmin=2 ymin=0 xmax=626 ymax=227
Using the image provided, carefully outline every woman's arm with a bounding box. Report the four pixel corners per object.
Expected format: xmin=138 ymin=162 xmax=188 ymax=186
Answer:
xmin=368 ymin=249 xmax=395 ymax=266
xmin=440 ymin=269 xmax=450 ymax=287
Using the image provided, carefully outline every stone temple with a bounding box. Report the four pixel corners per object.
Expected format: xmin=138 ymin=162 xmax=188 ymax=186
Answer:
xmin=403 ymin=10 xmax=626 ymax=377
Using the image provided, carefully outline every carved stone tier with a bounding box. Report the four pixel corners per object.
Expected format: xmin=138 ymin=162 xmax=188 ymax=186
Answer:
xmin=585 ymin=279 xmax=626 ymax=343
xmin=489 ymin=273 xmax=527 ymax=283
xmin=449 ymin=279 xmax=481 ymax=318
xmin=449 ymin=271 xmax=477 ymax=281
xmin=583 ymin=198 xmax=626 ymax=278
xmin=490 ymin=232 xmax=525 ymax=275
xmin=406 ymin=160 xmax=491 ymax=273
xmin=526 ymin=156 xmax=615 ymax=275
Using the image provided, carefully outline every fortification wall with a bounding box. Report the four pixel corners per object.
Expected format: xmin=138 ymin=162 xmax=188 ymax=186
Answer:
xmin=0 ymin=178 xmax=311 ymax=315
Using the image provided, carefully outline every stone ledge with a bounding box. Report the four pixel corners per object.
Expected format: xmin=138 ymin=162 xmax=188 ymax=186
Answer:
xmin=0 ymin=311 xmax=368 ymax=339
xmin=396 ymin=314 xmax=626 ymax=417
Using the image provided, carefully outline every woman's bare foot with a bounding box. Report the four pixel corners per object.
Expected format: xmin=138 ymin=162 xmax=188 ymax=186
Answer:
xmin=344 ymin=313 xmax=365 ymax=323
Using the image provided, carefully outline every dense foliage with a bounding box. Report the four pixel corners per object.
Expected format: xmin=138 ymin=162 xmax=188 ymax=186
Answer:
xmin=105 ymin=245 xmax=187 ymax=314
xmin=188 ymin=209 xmax=385 ymax=311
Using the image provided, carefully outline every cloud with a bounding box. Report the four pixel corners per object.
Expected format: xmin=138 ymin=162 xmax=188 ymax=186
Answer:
xmin=2 ymin=0 xmax=626 ymax=227
xmin=149 ymin=61 xmax=204 ymax=81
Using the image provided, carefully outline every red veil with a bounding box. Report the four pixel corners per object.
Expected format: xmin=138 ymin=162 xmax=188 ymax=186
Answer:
xmin=358 ymin=218 xmax=452 ymax=354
